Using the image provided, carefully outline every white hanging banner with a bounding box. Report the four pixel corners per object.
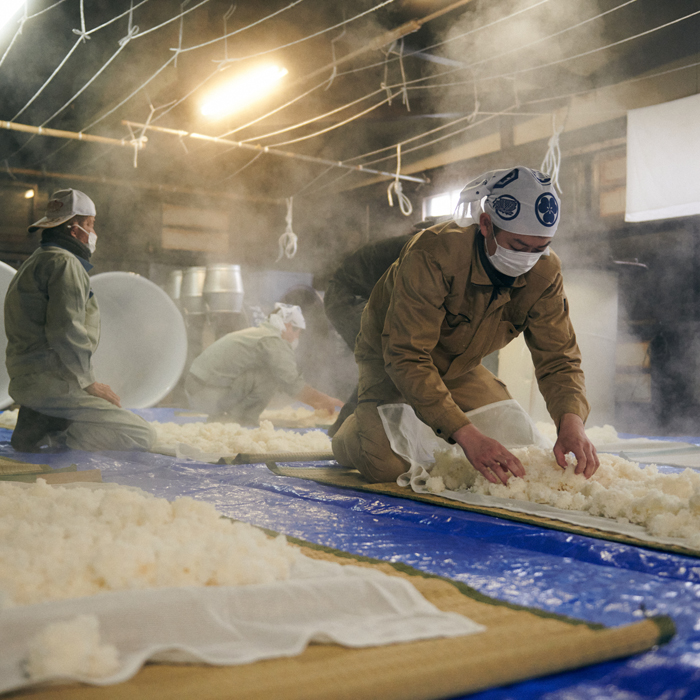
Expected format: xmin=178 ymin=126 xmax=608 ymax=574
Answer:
xmin=626 ymin=92 xmax=700 ymax=222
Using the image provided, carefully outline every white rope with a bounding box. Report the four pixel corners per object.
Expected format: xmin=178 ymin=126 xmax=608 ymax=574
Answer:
xmin=266 ymin=90 xmax=400 ymax=148
xmin=541 ymin=112 xmax=564 ymax=193
xmin=175 ymin=0 xmax=395 ymax=57
xmin=276 ymin=197 xmax=298 ymax=261
xmin=174 ymin=0 xmax=190 ymax=67
xmin=386 ymin=144 xmax=413 ymax=217
xmin=324 ymin=18 xmax=346 ymax=91
xmin=213 ymin=5 xmax=237 ymax=67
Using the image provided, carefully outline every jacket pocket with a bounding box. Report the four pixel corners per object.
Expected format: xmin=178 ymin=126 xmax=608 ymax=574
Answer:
xmin=485 ymin=320 xmax=519 ymax=355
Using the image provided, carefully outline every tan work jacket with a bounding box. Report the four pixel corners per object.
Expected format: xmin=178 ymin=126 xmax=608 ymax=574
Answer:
xmin=355 ymin=222 xmax=589 ymax=439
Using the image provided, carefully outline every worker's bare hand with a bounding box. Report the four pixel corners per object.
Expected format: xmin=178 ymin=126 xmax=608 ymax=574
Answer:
xmin=452 ymin=423 xmax=525 ymax=486
xmin=554 ymin=413 xmax=599 ymax=478
xmin=86 ymin=382 xmax=121 ymax=408
xmin=317 ymin=396 xmax=344 ymax=415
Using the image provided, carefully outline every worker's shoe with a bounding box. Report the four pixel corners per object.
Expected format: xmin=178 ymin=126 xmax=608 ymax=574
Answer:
xmin=11 ymin=406 xmax=72 ymax=453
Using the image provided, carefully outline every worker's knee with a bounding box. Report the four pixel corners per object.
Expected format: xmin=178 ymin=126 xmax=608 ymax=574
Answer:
xmin=332 ymin=411 xmax=408 ymax=483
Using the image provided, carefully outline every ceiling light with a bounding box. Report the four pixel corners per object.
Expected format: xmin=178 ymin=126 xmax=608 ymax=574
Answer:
xmin=201 ymin=65 xmax=288 ymax=118
xmin=0 ymin=0 xmax=25 ymax=34
xmin=24 ymin=189 xmax=34 ymax=199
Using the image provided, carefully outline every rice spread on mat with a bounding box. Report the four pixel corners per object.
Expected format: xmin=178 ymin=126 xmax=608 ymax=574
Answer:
xmin=259 ymin=406 xmax=335 ymax=428
xmin=152 ymin=419 xmax=331 ymax=455
xmin=426 ymin=446 xmax=700 ymax=548
xmin=0 ymin=479 xmax=298 ymax=607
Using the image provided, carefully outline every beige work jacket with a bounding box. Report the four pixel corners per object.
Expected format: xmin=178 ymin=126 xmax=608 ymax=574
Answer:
xmin=355 ymin=222 xmax=589 ymax=439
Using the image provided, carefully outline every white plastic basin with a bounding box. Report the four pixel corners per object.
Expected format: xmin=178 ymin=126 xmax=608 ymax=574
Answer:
xmin=0 ymin=261 xmax=17 ymax=409
xmin=91 ymin=272 xmax=187 ymax=408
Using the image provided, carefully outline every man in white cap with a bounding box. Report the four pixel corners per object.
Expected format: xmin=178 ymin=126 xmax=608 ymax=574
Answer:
xmin=333 ymin=166 xmax=599 ymax=484
xmin=4 ymin=188 xmax=156 ymax=452
xmin=185 ymin=302 xmax=344 ymax=423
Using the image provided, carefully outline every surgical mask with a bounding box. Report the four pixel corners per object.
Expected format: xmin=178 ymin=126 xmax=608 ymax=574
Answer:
xmin=487 ymin=233 xmax=546 ymax=277
xmin=76 ymin=224 xmax=98 ymax=254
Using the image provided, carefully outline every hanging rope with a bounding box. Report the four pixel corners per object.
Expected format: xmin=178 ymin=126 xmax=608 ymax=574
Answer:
xmin=379 ymin=39 xmax=410 ymax=110
xmin=324 ymin=13 xmax=346 ymax=90
xmin=541 ymin=112 xmax=564 ymax=193
xmin=276 ymin=197 xmax=298 ymax=261
xmin=386 ymin=144 xmax=413 ymax=216
xmin=174 ymin=0 xmax=190 ymax=67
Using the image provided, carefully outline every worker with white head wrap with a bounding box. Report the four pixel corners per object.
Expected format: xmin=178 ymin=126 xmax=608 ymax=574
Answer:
xmin=333 ymin=166 xmax=599 ymax=485
xmin=4 ymin=188 xmax=156 ymax=452
xmin=185 ymin=303 xmax=343 ymax=423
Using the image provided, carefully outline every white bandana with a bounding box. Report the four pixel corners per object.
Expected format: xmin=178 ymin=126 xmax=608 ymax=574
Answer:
xmin=455 ymin=167 xmax=560 ymax=237
xmin=271 ymin=303 xmax=306 ymax=330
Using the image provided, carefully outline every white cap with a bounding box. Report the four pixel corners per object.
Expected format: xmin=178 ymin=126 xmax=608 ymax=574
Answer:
xmin=273 ymin=303 xmax=306 ymax=329
xmin=455 ymin=167 xmax=560 ymax=237
xmin=29 ymin=188 xmax=96 ymax=233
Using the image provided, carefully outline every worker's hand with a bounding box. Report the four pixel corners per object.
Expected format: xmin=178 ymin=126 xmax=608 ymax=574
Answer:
xmin=554 ymin=413 xmax=599 ymax=478
xmin=86 ymin=382 xmax=122 ymax=408
xmin=452 ymin=423 xmax=525 ymax=486
xmin=316 ymin=396 xmax=344 ymax=415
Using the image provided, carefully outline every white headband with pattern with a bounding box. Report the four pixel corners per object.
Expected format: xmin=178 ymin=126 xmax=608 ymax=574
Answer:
xmin=456 ymin=167 xmax=560 ymax=237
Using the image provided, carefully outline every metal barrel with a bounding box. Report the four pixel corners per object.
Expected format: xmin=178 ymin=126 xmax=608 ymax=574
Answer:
xmin=165 ymin=269 xmax=183 ymax=301
xmin=203 ymin=264 xmax=244 ymax=313
xmin=180 ymin=266 xmax=207 ymax=314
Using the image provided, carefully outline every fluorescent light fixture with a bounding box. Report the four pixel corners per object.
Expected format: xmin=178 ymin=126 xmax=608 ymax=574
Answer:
xmin=24 ymin=189 xmax=34 ymax=199
xmin=201 ymin=65 xmax=288 ymax=118
xmin=0 ymin=0 xmax=25 ymax=33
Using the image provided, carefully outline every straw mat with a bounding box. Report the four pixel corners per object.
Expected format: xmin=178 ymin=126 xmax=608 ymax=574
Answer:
xmin=268 ymin=463 xmax=700 ymax=559
xmin=12 ymin=539 xmax=673 ymax=700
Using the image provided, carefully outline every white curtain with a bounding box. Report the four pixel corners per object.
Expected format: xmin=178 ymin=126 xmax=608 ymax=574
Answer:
xmin=626 ymin=92 xmax=700 ymax=222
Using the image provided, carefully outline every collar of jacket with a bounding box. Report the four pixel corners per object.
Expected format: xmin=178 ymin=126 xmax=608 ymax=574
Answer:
xmin=40 ymin=241 xmax=94 ymax=272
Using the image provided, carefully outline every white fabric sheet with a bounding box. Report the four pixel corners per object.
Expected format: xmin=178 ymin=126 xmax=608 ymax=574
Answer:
xmin=626 ymin=92 xmax=700 ymax=222
xmin=0 ymin=554 xmax=484 ymax=694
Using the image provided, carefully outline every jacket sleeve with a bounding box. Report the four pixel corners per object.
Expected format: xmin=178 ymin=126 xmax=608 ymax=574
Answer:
xmin=524 ymin=273 xmax=590 ymax=426
xmin=44 ymin=256 xmax=97 ymax=388
xmin=258 ymin=337 xmax=306 ymax=396
xmin=382 ymin=249 xmax=470 ymax=438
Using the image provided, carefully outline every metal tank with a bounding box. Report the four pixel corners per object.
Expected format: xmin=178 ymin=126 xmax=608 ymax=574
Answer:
xmin=203 ymin=264 xmax=244 ymax=313
xmin=180 ymin=266 xmax=207 ymax=314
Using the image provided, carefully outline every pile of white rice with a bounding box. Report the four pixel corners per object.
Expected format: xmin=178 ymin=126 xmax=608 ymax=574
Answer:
xmin=0 ymin=479 xmax=298 ymax=607
xmin=151 ymin=419 xmax=331 ymax=455
xmin=259 ymin=406 xmax=334 ymax=428
xmin=426 ymin=446 xmax=700 ymax=548
xmin=0 ymin=409 xmax=18 ymax=429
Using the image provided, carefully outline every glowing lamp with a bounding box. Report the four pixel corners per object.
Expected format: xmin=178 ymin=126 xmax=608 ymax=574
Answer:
xmin=0 ymin=0 xmax=25 ymax=33
xmin=201 ymin=65 xmax=288 ymax=118
xmin=24 ymin=189 xmax=34 ymax=199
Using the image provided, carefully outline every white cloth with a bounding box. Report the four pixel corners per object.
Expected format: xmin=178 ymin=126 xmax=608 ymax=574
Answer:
xmin=0 ymin=551 xmax=483 ymax=694
xmin=626 ymin=92 xmax=700 ymax=222
xmin=272 ymin=303 xmax=305 ymax=329
xmin=455 ymin=167 xmax=560 ymax=236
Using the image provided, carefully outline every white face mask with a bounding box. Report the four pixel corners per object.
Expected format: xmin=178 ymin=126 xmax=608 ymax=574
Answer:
xmin=487 ymin=233 xmax=545 ymax=277
xmin=76 ymin=224 xmax=98 ymax=254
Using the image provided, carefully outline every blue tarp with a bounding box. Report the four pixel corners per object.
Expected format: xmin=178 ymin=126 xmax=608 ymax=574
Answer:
xmin=2 ymin=411 xmax=700 ymax=699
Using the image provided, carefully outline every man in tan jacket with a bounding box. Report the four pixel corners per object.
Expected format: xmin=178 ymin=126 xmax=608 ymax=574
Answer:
xmin=333 ymin=166 xmax=599 ymax=485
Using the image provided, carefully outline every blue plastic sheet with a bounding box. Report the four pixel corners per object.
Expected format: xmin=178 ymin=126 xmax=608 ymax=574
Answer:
xmin=3 ymin=412 xmax=700 ymax=699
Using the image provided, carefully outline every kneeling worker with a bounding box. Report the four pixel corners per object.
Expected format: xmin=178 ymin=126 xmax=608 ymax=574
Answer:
xmin=185 ymin=303 xmax=344 ymax=423
xmin=5 ymin=188 xmax=156 ymax=452
xmin=333 ymin=167 xmax=599 ymax=484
